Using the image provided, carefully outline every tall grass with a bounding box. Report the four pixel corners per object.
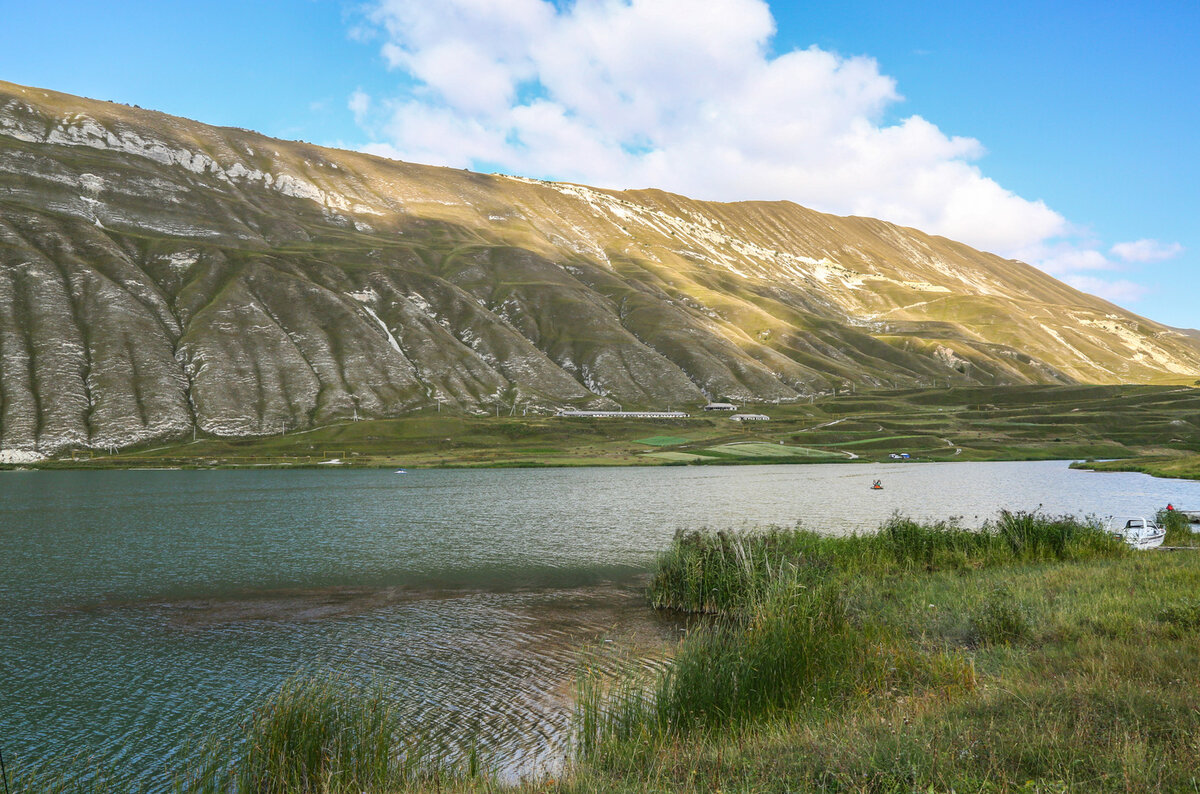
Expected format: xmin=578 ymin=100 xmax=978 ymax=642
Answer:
xmin=1156 ymin=508 xmax=1195 ymax=545
xmin=7 ymin=678 xmax=491 ymax=793
xmin=579 ymin=512 xmax=1125 ymax=769
xmin=189 ymin=677 xmax=489 ymax=793
xmin=650 ymin=511 xmax=1127 ymax=614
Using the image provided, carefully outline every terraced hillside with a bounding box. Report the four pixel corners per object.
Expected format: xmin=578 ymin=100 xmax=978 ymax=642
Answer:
xmin=2 ymin=80 xmax=1199 ymax=456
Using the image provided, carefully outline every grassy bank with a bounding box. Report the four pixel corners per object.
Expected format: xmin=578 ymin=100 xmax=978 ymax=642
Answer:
xmin=1072 ymin=453 xmax=1200 ymax=482
xmin=11 ymin=515 xmax=1200 ymax=792
xmin=560 ymin=516 xmax=1200 ymax=792
xmin=16 ymin=384 xmax=1200 ymax=470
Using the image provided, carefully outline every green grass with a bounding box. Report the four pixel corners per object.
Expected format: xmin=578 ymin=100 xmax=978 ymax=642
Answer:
xmin=1073 ymin=453 xmax=1200 ymax=482
xmin=641 ymin=451 xmax=709 ymax=462
xmin=647 ymin=512 xmax=1128 ymax=614
xmin=634 ymin=436 xmax=692 ymax=447
xmin=566 ymin=514 xmax=1200 ymax=793
xmin=10 ymin=678 xmax=494 ymax=794
xmin=18 ymin=384 xmax=1200 ymax=471
xmin=704 ymin=442 xmax=839 ymax=459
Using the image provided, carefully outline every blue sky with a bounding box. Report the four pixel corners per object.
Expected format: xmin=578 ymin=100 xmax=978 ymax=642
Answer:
xmin=1 ymin=0 xmax=1195 ymax=328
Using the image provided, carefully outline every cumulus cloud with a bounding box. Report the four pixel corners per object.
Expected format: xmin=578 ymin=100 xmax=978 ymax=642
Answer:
xmin=1030 ymin=245 xmax=1114 ymax=275
xmin=1061 ymin=275 xmax=1149 ymax=305
xmin=348 ymin=89 xmax=371 ymax=124
xmin=349 ymin=0 xmax=1157 ymax=307
xmin=1111 ymin=238 xmax=1184 ymax=263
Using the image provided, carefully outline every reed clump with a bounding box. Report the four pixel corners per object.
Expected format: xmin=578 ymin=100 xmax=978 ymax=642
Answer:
xmin=1156 ymin=507 xmax=1194 ymax=545
xmin=650 ymin=511 xmax=1126 ymax=613
xmin=186 ymin=676 xmax=489 ymax=794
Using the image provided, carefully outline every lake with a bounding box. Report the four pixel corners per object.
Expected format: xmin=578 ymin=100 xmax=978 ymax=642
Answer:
xmin=2 ymin=461 xmax=1198 ymax=787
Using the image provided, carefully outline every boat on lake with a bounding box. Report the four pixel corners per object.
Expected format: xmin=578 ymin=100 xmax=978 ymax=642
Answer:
xmin=1110 ymin=517 xmax=1166 ymax=549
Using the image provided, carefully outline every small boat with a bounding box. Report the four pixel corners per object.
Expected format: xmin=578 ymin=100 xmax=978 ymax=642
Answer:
xmin=871 ymin=479 xmax=883 ymax=490
xmin=394 ymin=469 xmax=408 ymax=474
xmin=1110 ymin=517 xmax=1166 ymax=550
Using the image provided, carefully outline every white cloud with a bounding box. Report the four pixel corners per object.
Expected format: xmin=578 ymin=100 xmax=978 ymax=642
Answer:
xmin=1031 ymin=245 xmax=1113 ymax=275
xmin=349 ymin=0 xmax=1159 ymax=310
xmin=1111 ymin=238 xmax=1184 ymax=263
xmin=1062 ymin=275 xmax=1149 ymax=305
xmin=348 ymin=89 xmax=371 ymax=124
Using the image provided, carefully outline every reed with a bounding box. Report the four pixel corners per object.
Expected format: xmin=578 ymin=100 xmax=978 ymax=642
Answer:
xmin=565 ymin=519 xmax=1200 ymax=793
xmin=575 ymin=576 xmax=898 ymax=756
xmin=649 ymin=512 xmax=1127 ymax=614
xmin=1156 ymin=507 xmax=1194 ymax=545
xmin=187 ymin=676 xmax=492 ymax=793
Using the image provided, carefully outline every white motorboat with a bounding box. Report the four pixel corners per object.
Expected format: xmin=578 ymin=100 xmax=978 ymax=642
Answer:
xmin=1110 ymin=517 xmax=1166 ymax=550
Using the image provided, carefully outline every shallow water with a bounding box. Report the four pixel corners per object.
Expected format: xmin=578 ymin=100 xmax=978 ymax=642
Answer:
xmin=2 ymin=461 xmax=1198 ymax=786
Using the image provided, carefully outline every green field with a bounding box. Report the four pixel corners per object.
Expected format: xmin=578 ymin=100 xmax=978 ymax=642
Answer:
xmin=642 ymin=451 xmax=710 ymax=462
xmin=20 ymin=384 xmax=1200 ymax=476
xmin=633 ymin=436 xmax=693 ymax=447
xmin=1073 ymin=453 xmax=1200 ymax=481
xmin=704 ymin=441 xmax=841 ymax=459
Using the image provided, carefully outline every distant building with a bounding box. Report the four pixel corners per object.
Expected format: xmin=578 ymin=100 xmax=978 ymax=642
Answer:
xmin=730 ymin=413 xmax=770 ymax=422
xmin=703 ymin=402 xmax=739 ymax=411
xmin=557 ymin=410 xmax=689 ymax=419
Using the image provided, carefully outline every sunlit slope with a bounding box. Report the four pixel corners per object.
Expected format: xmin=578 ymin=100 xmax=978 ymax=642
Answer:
xmin=1 ymin=80 xmax=1198 ymax=453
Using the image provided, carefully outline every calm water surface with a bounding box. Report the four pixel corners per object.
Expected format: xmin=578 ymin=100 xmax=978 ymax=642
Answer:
xmin=2 ymin=461 xmax=1198 ymax=786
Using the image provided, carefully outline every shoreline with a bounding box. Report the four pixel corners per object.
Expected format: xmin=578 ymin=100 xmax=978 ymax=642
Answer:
xmin=4 ymin=384 xmax=1197 ymax=475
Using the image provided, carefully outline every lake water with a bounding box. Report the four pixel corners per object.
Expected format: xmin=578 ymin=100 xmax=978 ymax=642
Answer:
xmin=2 ymin=461 xmax=1198 ymax=787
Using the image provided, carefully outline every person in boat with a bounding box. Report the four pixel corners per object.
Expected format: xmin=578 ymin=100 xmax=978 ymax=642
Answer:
xmin=872 ymin=479 xmax=882 ymax=489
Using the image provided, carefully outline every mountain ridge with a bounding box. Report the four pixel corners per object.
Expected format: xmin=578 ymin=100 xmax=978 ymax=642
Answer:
xmin=1 ymin=79 xmax=1198 ymax=456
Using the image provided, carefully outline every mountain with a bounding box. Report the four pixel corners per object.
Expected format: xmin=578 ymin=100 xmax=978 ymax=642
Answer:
xmin=1 ymin=80 xmax=1198 ymax=455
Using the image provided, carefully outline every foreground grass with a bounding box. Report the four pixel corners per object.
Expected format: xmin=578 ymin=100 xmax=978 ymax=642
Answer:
xmin=12 ymin=515 xmax=1200 ymax=792
xmin=9 ymin=678 xmax=496 ymax=794
xmin=569 ymin=515 xmax=1200 ymax=793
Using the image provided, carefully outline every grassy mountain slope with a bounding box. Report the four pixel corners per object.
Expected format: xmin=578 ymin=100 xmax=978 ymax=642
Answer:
xmin=2 ymin=80 xmax=1198 ymax=454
